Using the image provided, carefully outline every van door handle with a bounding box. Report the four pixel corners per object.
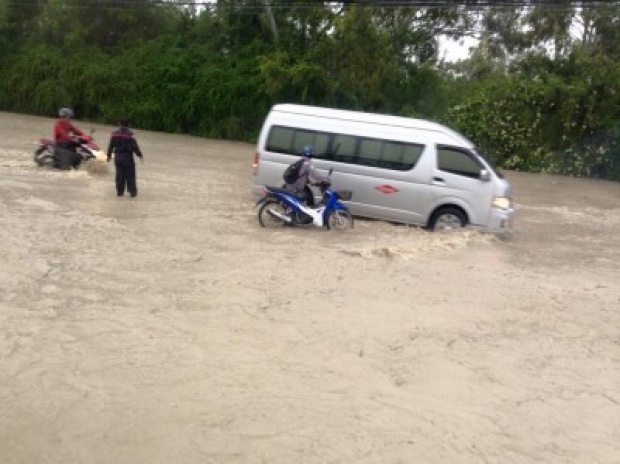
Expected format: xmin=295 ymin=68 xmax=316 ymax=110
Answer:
xmin=432 ymin=176 xmax=445 ymax=186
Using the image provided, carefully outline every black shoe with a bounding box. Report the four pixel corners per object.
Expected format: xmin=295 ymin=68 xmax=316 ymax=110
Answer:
xmin=130 ymin=194 xmax=137 ymax=198
xmin=117 ymin=193 xmax=124 ymax=197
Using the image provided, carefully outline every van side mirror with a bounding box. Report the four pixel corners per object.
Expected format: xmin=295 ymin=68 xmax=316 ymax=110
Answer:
xmin=479 ymin=169 xmax=491 ymax=182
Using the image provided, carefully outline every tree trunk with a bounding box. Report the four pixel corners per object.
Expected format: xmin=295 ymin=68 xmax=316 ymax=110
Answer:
xmin=260 ymin=0 xmax=279 ymax=45
xmin=581 ymin=9 xmax=594 ymax=48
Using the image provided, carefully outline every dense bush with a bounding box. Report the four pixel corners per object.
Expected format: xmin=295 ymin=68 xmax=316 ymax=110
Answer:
xmin=446 ymin=50 xmax=620 ymax=179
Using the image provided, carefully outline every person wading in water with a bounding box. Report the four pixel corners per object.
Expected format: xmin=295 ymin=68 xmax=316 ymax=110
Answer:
xmin=106 ymin=118 xmax=144 ymax=197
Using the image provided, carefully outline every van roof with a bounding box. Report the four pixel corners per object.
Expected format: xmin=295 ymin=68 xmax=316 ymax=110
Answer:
xmin=272 ymin=104 xmax=475 ymax=149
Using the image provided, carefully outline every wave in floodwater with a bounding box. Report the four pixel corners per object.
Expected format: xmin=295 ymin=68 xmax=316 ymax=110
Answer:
xmin=517 ymin=204 xmax=620 ymax=226
xmin=15 ymin=196 xmax=63 ymax=212
xmin=0 ymin=149 xmax=38 ymax=171
xmin=0 ymin=179 xmax=34 ymax=191
xmin=339 ymin=228 xmax=496 ymax=259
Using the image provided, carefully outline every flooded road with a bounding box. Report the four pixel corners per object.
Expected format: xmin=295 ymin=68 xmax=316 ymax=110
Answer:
xmin=1 ymin=112 xmax=619 ymax=463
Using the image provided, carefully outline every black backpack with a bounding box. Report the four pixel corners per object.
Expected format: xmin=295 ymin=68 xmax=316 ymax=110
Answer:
xmin=283 ymin=158 xmax=304 ymax=184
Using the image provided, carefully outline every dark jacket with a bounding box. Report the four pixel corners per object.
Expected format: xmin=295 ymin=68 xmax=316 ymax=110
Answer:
xmin=107 ymin=127 xmax=143 ymax=162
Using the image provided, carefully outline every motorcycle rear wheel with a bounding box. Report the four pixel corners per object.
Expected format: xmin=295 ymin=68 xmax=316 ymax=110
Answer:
xmin=37 ymin=154 xmax=55 ymax=169
xmin=258 ymin=200 xmax=289 ymax=228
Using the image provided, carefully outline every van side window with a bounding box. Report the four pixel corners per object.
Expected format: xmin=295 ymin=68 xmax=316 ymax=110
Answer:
xmin=293 ymin=130 xmax=316 ymax=154
xmin=267 ymin=127 xmax=295 ymax=154
xmin=331 ymin=134 xmax=357 ymax=163
xmin=313 ymin=133 xmax=330 ymax=158
xmin=265 ymin=125 xmax=423 ymax=171
xmin=437 ymin=147 xmax=482 ymax=178
xmin=402 ymin=145 xmax=424 ymax=169
xmin=357 ymin=139 xmax=422 ymax=170
xmin=267 ymin=126 xmax=330 ymax=158
xmin=359 ymin=139 xmax=382 ymax=167
xmin=382 ymin=142 xmax=403 ymax=166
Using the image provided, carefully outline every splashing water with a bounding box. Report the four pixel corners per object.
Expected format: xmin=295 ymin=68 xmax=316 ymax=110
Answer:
xmin=0 ymin=147 xmax=109 ymax=176
xmin=339 ymin=229 xmax=495 ymax=260
xmin=83 ymin=157 xmax=110 ymax=175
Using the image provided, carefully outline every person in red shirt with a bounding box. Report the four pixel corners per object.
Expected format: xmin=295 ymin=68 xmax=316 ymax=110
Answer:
xmin=53 ymin=108 xmax=84 ymax=169
xmin=54 ymin=108 xmax=84 ymax=148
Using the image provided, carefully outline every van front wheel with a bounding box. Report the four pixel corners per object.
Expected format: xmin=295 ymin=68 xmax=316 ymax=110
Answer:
xmin=430 ymin=207 xmax=467 ymax=232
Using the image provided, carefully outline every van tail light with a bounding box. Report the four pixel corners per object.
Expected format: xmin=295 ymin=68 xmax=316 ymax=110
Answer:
xmin=252 ymin=152 xmax=259 ymax=176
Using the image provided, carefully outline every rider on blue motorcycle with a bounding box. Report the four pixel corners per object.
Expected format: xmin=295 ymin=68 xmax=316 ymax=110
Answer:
xmin=284 ymin=145 xmax=329 ymax=207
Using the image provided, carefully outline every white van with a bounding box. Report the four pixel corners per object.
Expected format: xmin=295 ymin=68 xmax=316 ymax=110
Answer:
xmin=252 ymin=104 xmax=514 ymax=233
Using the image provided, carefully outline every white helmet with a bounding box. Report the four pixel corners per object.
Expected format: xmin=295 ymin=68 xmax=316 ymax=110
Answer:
xmin=59 ymin=108 xmax=74 ymax=118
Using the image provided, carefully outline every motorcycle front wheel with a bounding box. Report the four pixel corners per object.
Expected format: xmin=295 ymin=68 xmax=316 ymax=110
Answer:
xmin=327 ymin=210 xmax=354 ymax=231
xmin=258 ymin=200 xmax=289 ymax=228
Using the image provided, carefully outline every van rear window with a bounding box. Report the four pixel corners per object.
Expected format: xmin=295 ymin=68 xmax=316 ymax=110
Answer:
xmin=266 ymin=125 xmax=423 ymax=172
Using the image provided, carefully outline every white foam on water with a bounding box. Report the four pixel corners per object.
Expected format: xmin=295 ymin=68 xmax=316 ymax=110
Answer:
xmin=518 ymin=204 xmax=620 ymax=225
xmin=61 ymin=209 xmax=124 ymax=229
xmin=0 ymin=149 xmax=37 ymax=171
xmin=339 ymin=229 xmax=494 ymax=260
xmin=14 ymin=196 xmax=63 ymax=211
xmin=0 ymin=179 xmax=34 ymax=191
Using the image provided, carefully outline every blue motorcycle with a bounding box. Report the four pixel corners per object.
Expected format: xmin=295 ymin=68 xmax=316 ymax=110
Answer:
xmin=256 ymin=170 xmax=353 ymax=230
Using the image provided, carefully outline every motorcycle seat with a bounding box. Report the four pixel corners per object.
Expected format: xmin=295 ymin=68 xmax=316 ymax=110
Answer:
xmin=265 ymin=186 xmax=307 ymax=201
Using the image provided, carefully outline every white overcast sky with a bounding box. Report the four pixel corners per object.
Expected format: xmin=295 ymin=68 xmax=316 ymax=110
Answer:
xmin=439 ymin=36 xmax=479 ymax=62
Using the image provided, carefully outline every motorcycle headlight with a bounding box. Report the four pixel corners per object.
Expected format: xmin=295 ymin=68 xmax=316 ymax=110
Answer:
xmin=492 ymin=197 xmax=512 ymax=210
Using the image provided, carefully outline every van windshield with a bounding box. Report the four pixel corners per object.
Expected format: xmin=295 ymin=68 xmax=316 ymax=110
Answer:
xmin=474 ymin=150 xmax=505 ymax=179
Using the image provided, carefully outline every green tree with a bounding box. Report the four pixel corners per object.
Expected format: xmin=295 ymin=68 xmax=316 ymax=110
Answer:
xmin=0 ymin=0 xmax=8 ymax=53
xmin=523 ymin=5 xmax=574 ymax=59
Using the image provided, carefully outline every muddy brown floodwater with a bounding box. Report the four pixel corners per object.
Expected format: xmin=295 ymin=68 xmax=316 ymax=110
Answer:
xmin=1 ymin=112 xmax=619 ymax=463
